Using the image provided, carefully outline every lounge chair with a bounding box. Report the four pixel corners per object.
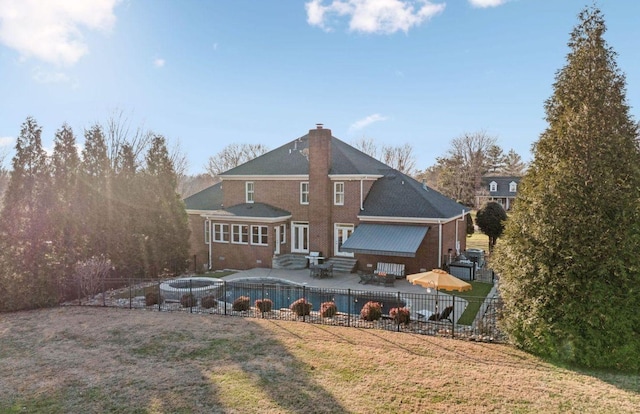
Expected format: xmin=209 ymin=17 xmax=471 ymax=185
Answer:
xmin=428 ymin=306 xmax=454 ymax=322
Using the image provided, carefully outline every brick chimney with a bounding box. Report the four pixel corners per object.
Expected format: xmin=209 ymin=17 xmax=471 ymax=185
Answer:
xmin=308 ymin=124 xmax=332 ymax=256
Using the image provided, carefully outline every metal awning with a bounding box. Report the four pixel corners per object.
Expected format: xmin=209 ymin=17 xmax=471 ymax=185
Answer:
xmin=340 ymin=224 xmax=428 ymax=258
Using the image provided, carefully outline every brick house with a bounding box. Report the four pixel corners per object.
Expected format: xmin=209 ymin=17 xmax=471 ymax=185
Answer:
xmin=184 ymin=125 xmax=469 ymax=275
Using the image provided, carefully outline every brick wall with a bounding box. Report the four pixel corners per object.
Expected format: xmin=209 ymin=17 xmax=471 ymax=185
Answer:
xmin=308 ymin=125 xmax=332 ymax=255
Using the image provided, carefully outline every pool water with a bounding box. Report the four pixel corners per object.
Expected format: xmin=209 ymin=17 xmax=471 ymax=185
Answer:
xmin=222 ymin=278 xmax=406 ymax=315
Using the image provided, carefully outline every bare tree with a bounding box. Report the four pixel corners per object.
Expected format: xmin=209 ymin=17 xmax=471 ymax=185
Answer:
xmin=382 ymin=143 xmax=416 ymax=175
xmin=351 ymin=136 xmax=379 ymax=158
xmin=73 ymin=255 xmax=112 ymax=299
xmin=103 ymin=109 xmax=153 ymax=169
xmin=206 ymin=143 xmax=269 ymax=177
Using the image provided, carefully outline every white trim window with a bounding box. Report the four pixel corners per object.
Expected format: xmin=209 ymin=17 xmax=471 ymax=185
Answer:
xmin=509 ymin=181 xmax=517 ymax=192
xmin=489 ymin=181 xmax=497 ymax=192
xmin=213 ymin=223 xmax=229 ymax=243
xmin=300 ymin=182 xmax=309 ymax=205
xmin=204 ymin=220 xmax=210 ymax=244
xmin=280 ymin=224 xmax=286 ymax=244
xmin=334 ymin=182 xmax=344 ymax=205
xmin=232 ymin=224 xmax=249 ymax=244
xmin=251 ymin=225 xmax=268 ymax=245
xmin=246 ymin=182 xmax=254 ymax=203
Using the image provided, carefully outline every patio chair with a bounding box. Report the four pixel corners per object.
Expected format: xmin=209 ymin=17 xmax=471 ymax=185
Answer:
xmin=383 ymin=273 xmax=395 ymax=287
xmin=358 ymin=271 xmax=374 ymax=284
xmin=428 ymin=306 xmax=454 ymax=322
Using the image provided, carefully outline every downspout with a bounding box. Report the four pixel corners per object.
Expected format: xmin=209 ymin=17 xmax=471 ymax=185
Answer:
xmin=438 ymin=221 xmax=443 ymax=268
xmin=360 ymin=178 xmax=364 ymax=210
xmin=208 ymin=220 xmax=213 ymax=270
xmin=455 ymin=209 xmax=465 ymax=253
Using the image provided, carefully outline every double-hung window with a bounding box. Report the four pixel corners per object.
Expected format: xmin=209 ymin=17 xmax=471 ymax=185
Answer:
xmin=251 ymin=225 xmax=268 ymax=245
xmin=300 ymin=182 xmax=309 ymax=204
xmin=246 ymin=182 xmax=254 ymax=203
xmin=213 ymin=223 xmax=229 ymax=243
xmin=509 ymin=181 xmax=517 ymax=192
xmin=334 ymin=182 xmax=344 ymax=205
xmin=280 ymin=224 xmax=286 ymax=244
xmin=232 ymin=224 xmax=249 ymax=244
xmin=489 ymin=181 xmax=497 ymax=192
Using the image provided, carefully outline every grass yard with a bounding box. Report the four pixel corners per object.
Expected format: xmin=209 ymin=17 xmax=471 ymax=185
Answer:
xmin=1 ymin=307 xmax=638 ymax=413
xmin=454 ymin=281 xmax=494 ymax=325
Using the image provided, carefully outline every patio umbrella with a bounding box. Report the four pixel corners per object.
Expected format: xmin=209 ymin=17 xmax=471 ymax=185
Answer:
xmin=407 ymin=269 xmax=472 ymax=316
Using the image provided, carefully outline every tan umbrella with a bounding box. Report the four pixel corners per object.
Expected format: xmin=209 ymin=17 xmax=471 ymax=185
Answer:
xmin=407 ymin=269 xmax=471 ymax=317
xmin=407 ymin=269 xmax=472 ymax=292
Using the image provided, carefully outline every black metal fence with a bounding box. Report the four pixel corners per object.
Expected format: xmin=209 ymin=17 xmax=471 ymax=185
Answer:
xmin=68 ymin=277 xmax=505 ymax=343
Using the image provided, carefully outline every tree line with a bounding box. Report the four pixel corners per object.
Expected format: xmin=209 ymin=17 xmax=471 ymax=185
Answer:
xmin=0 ymin=117 xmax=190 ymax=311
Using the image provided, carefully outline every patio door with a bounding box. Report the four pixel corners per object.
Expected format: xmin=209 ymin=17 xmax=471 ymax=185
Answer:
xmin=291 ymin=222 xmax=309 ymax=253
xmin=334 ymin=224 xmax=354 ymax=257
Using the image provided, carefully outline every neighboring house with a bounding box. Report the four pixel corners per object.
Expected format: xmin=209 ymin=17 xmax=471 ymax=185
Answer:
xmin=476 ymin=176 xmax=521 ymax=210
xmin=184 ymin=125 xmax=469 ymax=275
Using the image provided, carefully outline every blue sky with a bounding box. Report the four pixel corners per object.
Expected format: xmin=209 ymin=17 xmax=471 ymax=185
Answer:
xmin=1 ymin=0 xmax=639 ymax=175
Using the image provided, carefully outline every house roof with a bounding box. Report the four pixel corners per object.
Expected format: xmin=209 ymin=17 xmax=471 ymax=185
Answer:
xmin=481 ymin=176 xmax=521 ymax=198
xmin=360 ymin=171 xmax=467 ymax=220
xmin=220 ymin=203 xmax=291 ymax=219
xmin=184 ymin=182 xmax=223 ymax=211
xmin=219 ymin=133 xmax=390 ymax=177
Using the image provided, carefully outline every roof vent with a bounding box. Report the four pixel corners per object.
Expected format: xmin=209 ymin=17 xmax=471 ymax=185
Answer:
xmin=422 ymin=180 xmax=428 ymax=191
xmin=316 ymin=123 xmax=323 ymax=129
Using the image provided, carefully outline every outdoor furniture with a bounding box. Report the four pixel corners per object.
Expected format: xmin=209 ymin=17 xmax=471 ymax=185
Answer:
xmin=358 ymin=271 xmax=375 ymax=284
xmin=305 ymin=251 xmax=324 ymax=266
xmin=428 ymin=306 xmax=454 ymax=322
xmin=383 ymin=273 xmax=395 ymax=287
xmin=375 ymin=262 xmax=406 ymax=279
xmin=310 ymin=263 xmax=333 ymax=278
xmin=358 ymin=271 xmax=395 ymax=286
xmin=416 ymin=309 xmax=434 ymax=320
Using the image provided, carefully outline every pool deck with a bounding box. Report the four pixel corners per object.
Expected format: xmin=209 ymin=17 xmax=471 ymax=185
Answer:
xmin=222 ymin=267 xmax=435 ymax=294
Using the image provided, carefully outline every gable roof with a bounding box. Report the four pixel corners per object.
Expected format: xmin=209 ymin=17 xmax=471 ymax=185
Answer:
xmin=481 ymin=176 xmax=521 ymax=197
xmin=219 ymin=133 xmax=390 ymax=177
xmin=360 ymin=171 xmax=467 ymax=220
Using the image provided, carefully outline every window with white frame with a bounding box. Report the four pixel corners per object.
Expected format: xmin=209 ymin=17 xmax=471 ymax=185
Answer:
xmin=280 ymin=224 xmax=286 ymax=244
xmin=251 ymin=225 xmax=268 ymax=245
xmin=334 ymin=182 xmax=344 ymax=205
xmin=213 ymin=223 xmax=229 ymax=243
xmin=300 ymin=182 xmax=309 ymax=204
xmin=246 ymin=182 xmax=254 ymax=203
xmin=204 ymin=220 xmax=210 ymax=244
xmin=489 ymin=181 xmax=497 ymax=192
xmin=232 ymin=224 xmax=249 ymax=244
xmin=509 ymin=181 xmax=517 ymax=192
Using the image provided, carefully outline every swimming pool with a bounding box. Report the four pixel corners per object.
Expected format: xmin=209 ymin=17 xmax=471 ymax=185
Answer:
xmin=221 ymin=278 xmax=406 ymax=315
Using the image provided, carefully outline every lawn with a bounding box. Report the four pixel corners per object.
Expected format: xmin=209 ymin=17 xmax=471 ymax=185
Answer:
xmin=1 ymin=307 xmax=638 ymax=413
xmin=454 ymin=281 xmax=494 ymax=325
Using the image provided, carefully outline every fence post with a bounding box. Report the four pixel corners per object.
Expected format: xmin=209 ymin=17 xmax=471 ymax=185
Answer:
xmin=129 ymin=278 xmax=132 ymax=309
xmin=157 ymin=281 xmax=161 ymax=311
xmin=223 ymin=280 xmax=227 ymax=316
xmin=189 ymin=279 xmax=193 ymax=314
xmin=347 ymin=289 xmax=351 ymax=327
xmin=396 ymin=291 xmax=401 ymax=332
xmin=302 ymin=285 xmax=306 ymax=322
xmin=102 ymin=277 xmax=106 ymax=307
xmin=452 ymin=295 xmax=455 ymax=338
xmin=261 ymin=283 xmax=265 ymax=319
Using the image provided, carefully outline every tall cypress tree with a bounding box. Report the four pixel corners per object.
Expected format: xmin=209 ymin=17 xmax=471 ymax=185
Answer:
xmin=493 ymin=7 xmax=640 ymax=370
xmin=142 ymin=135 xmax=189 ymax=277
xmin=0 ymin=117 xmax=55 ymax=309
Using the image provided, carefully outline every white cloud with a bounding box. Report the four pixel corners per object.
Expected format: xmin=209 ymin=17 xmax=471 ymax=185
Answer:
xmin=349 ymin=114 xmax=388 ymax=131
xmin=0 ymin=0 xmax=120 ymax=66
xmin=468 ymin=0 xmax=508 ymax=8
xmin=0 ymin=136 xmax=14 ymax=147
xmin=153 ymin=58 xmax=165 ymax=68
xmin=306 ymin=0 xmax=445 ymax=34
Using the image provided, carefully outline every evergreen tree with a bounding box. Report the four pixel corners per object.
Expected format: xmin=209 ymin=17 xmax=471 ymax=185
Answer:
xmin=0 ymin=117 xmax=55 ymax=310
xmin=503 ymin=149 xmax=526 ymax=176
xmin=475 ymin=201 xmax=506 ymax=252
xmin=142 ymin=135 xmax=189 ymax=277
xmin=79 ymin=125 xmax=112 ymax=258
xmin=493 ymin=7 xmax=640 ymax=370
xmin=51 ymin=124 xmax=82 ymax=296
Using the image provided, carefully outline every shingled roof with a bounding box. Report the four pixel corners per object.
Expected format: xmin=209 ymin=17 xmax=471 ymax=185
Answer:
xmin=220 ymin=133 xmax=390 ymax=177
xmin=184 ymin=182 xmax=223 ymax=211
xmin=360 ymin=171 xmax=467 ymax=220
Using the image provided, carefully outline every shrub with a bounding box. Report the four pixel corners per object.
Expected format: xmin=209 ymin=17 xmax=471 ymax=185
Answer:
xmin=320 ymin=301 xmax=337 ymax=318
xmin=180 ymin=293 xmax=196 ymax=308
xmin=255 ymin=298 xmax=273 ymax=313
xmin=145 ymin=291 xmax=162 ymax=306
xmin=232 ymin=295 xmax=251 ymax=311
xmin=390 ymin=307 xmax=411 ymax=325
xmin=201 ymin=295 xmax=218 ymax=309
xmin=290 ymin=298 xmax=312 ymax=316
xmin=360 ymin=301 xmax=382 ymax=321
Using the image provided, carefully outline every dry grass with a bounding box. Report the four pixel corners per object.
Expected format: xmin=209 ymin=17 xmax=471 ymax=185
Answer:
xmin=1 ymin=307 xmax=638 ymax=413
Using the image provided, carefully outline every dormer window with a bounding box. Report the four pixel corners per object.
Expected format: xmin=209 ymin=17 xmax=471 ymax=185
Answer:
xmin=489 ymin=181 xmax=497 ymax=192
xmin=509 ymin=181 xmax=517 ymax=192
xmin=246 ymin=182 xmax=254 ymax=203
